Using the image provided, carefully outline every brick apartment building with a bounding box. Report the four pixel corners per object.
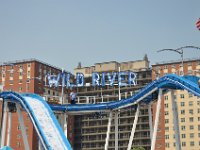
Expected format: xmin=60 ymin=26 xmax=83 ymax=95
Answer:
xmin=152 ymin=58 xmax=200 ymax=150
xmin=0 ymin=59 xmax=73 ymax=149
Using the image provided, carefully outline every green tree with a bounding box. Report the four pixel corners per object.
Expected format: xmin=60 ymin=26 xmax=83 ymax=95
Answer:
xmin=131 ymin=146 xmax=145 ymax=150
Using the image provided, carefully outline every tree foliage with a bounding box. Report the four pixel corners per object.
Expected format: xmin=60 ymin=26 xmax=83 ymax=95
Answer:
xmin=131 ymin=146 xmax=145 ymax=150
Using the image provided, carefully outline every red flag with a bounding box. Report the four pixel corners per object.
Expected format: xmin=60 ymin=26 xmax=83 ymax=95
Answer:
xmin=196 ymin=18 xmax=200 ymax=30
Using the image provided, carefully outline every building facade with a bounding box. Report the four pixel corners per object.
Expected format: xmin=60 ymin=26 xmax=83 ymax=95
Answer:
xmin=0 ymin=59 xmax=72 ymax=150
xmin=152 ymin=58 xmax=200 ymax=150
xmin=73 ymin=56 xmax=152 ymax=150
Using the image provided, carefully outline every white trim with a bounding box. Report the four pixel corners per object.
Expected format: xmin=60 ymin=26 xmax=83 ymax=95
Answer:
xmin=127 ymin=104 xmax=140 ymax=150
xmin=105 ymin=111 xmax=112 ymax=150
xmin=151 ymin=88 xmax=162 ymax=150
xmin=16 ymin=104 xmax=30 ymax=150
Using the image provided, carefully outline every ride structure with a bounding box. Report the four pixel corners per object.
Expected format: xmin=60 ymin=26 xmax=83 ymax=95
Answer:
xmin=0 ymin=74 xmax=200 ymax=150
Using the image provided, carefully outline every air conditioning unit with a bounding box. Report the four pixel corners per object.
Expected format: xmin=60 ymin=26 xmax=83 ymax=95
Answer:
xmin=85 ymin=83 xmax=91 ymax=86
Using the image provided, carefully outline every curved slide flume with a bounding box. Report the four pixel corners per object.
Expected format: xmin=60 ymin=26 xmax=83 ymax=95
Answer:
xmin=0 ymin=92 xmax=72 ymax=150
xmin=0 ymin=74 xmax=200 ymax=150
xmin=51 ymin=74 xmax=200 ymax=113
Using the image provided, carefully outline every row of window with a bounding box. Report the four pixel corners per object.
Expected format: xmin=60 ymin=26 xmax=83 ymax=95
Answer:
xmin=160 ymin=61 xmax=200 ymax=69
xmin=165 ymin=108 xmax=200 ymax=115
xmin=165 ymin=141 xmax=199 ymax=148
xmin=165 ymin=125 xmax=200 ymax=132
xmin=164 ymin=93 xmax=197 ymax=100
xmin=165 ymin=132 xmax=200 ymax=139
xmin=165 ymin=117 xmax=200 ymax=123
xmin=164 ymin=101 xmax=200 ymax=108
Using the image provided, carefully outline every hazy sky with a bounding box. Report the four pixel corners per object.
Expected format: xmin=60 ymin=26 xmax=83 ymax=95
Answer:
xmin=0 ymin=1 xmax=200 ymax=72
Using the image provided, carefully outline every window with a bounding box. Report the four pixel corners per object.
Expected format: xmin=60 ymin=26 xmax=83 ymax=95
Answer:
xmin=165 ymin=119 xmax=169 ymax=123
xmin=181 ymin=102 xmax=185 ymax=106
xmin=19 ymin=80 xmax=22 ymax=84
xmin=9 ymin=80 xmax=13 ymax=85
xmin=190 ymin=133 xmax=194 ymax=138
xmin=165 ymin=143 xmax=169 ymax=148
xmin=188 ymin=70 xmax=193 ymax=75
xmin=180 ymin=94 xmax=184 ymax=99
xmin=26 ymin=85 xmax=30 ymax=91
xmin=19 ymin=65 xmax=23 ymax=69
xmin=198 ymin=108 xmax=200 ymax=113
xmin=189 ymin=93 xmax=193 ymax=98
xmin=181 ymin=110 xmax=185 ymax=115
xmin=165 ymin=135 xmax=169 ymax=139
xmin=181 ymin=126 xmax=186 ymax=131
xmin=165 ymin=127 xmax=169 ymax=131
xmin=19 ymin=72 xmax=23 ymax=76
xmin=27 ymin=63 xmax=31 ymax=68
xmin=164 ymin=96 xmax=168 ymax=100
xmin=189 ymin=117 xmax=194 ymax=122
xmin=189 ymin=101 xmax=193 ymax=106
xmin=19 ymin=87 xmax=22 ymax=92
xmin=173 ymin=143 xmax=176 ymax=147
xmin=165 ymin=104 xmax=168 ymax=108
xmin=190 ymin=125 xmax=194 ymax=130
xmin=190 ymin=141 xmax=195 ymax=146
xmin=17 ymin=134 xmax=21 ymax=139
xmin=165 ymin=111 xmax=169 ymax=115
xmin=17 ymin=125 xmax=21 ymax=130
xmin=188 ymin=62 xmax=192 ymax=66
xmin=189 ymin=109 xmax=193 ymax=114
xmin=10 ymin=73 xmax=13 ymax=77
xmin=181 ymin=118 xmax=185 ymax=122
xmin=182 ymin=142 xmax=186 ymax=147
xmin=164 ymin=65 xmax=168 ymax=69
xmin=17 ymin=142 xmax=21 ymax=148
xmin=181 ymin=134 xmax=186 ymax=138
xmin=27 ymin=71 xmax=30 ymax=76
xmin=198 ymin=101 xmax=200 ymax=105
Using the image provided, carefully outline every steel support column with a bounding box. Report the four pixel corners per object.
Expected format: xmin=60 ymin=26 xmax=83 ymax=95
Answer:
xmin=148 ymin=103 xmax=153 ymax=141
xmin=0 ymin=101 xmax=8 ymax=147
xmin=151 ymin=88 xmax=162 ymax=150
xmin=171 ymin=90 xmax=181 ymax=150
xmin=115 ymin=111 xmax=119 ymax=150
xmin=127 ymin=104 xmax=140 ymax=150
xmin=6 ymin=112 xmax=12 ymax=146
xmin=105 ymin=111 xmax=112 ymax=150
xmin=64 ymin=113 xmax=67 ymax=138
xmin=16 ymin=104 xmax=30 ymax=150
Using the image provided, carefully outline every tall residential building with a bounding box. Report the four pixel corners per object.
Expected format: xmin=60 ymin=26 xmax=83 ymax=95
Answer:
xmin=0 ymin=59 xmax=71 ymax=150
xmin=152 ymin=58 xmax=200 ymax=150
xmin=73 ymin=56 xmax=152 ymax=150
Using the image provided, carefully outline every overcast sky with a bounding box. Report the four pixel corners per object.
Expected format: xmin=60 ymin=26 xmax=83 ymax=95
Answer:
xmin=0 ymin=0 xmax=200 ymax=72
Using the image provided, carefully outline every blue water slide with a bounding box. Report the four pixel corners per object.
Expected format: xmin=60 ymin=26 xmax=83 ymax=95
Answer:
xmin=1 ymin=74 xmax=200 ymax=150
xmin=50 ymin=74 xmax=200 ymax=113
xmin=0 ymin=92 xmax=72 ymax=150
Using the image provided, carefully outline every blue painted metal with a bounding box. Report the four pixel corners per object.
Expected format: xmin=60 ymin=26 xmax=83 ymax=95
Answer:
xmin=0 ymin=92 xmax=72 ymax=150
xmin=50 ymin=74 xmax=200 ymax=112
xmin=1 ymin=74 xmax=200 ymax=149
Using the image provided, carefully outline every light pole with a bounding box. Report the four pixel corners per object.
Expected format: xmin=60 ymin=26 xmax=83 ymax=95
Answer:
xmin=157 ymin=46 xmax=200 ymax=76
